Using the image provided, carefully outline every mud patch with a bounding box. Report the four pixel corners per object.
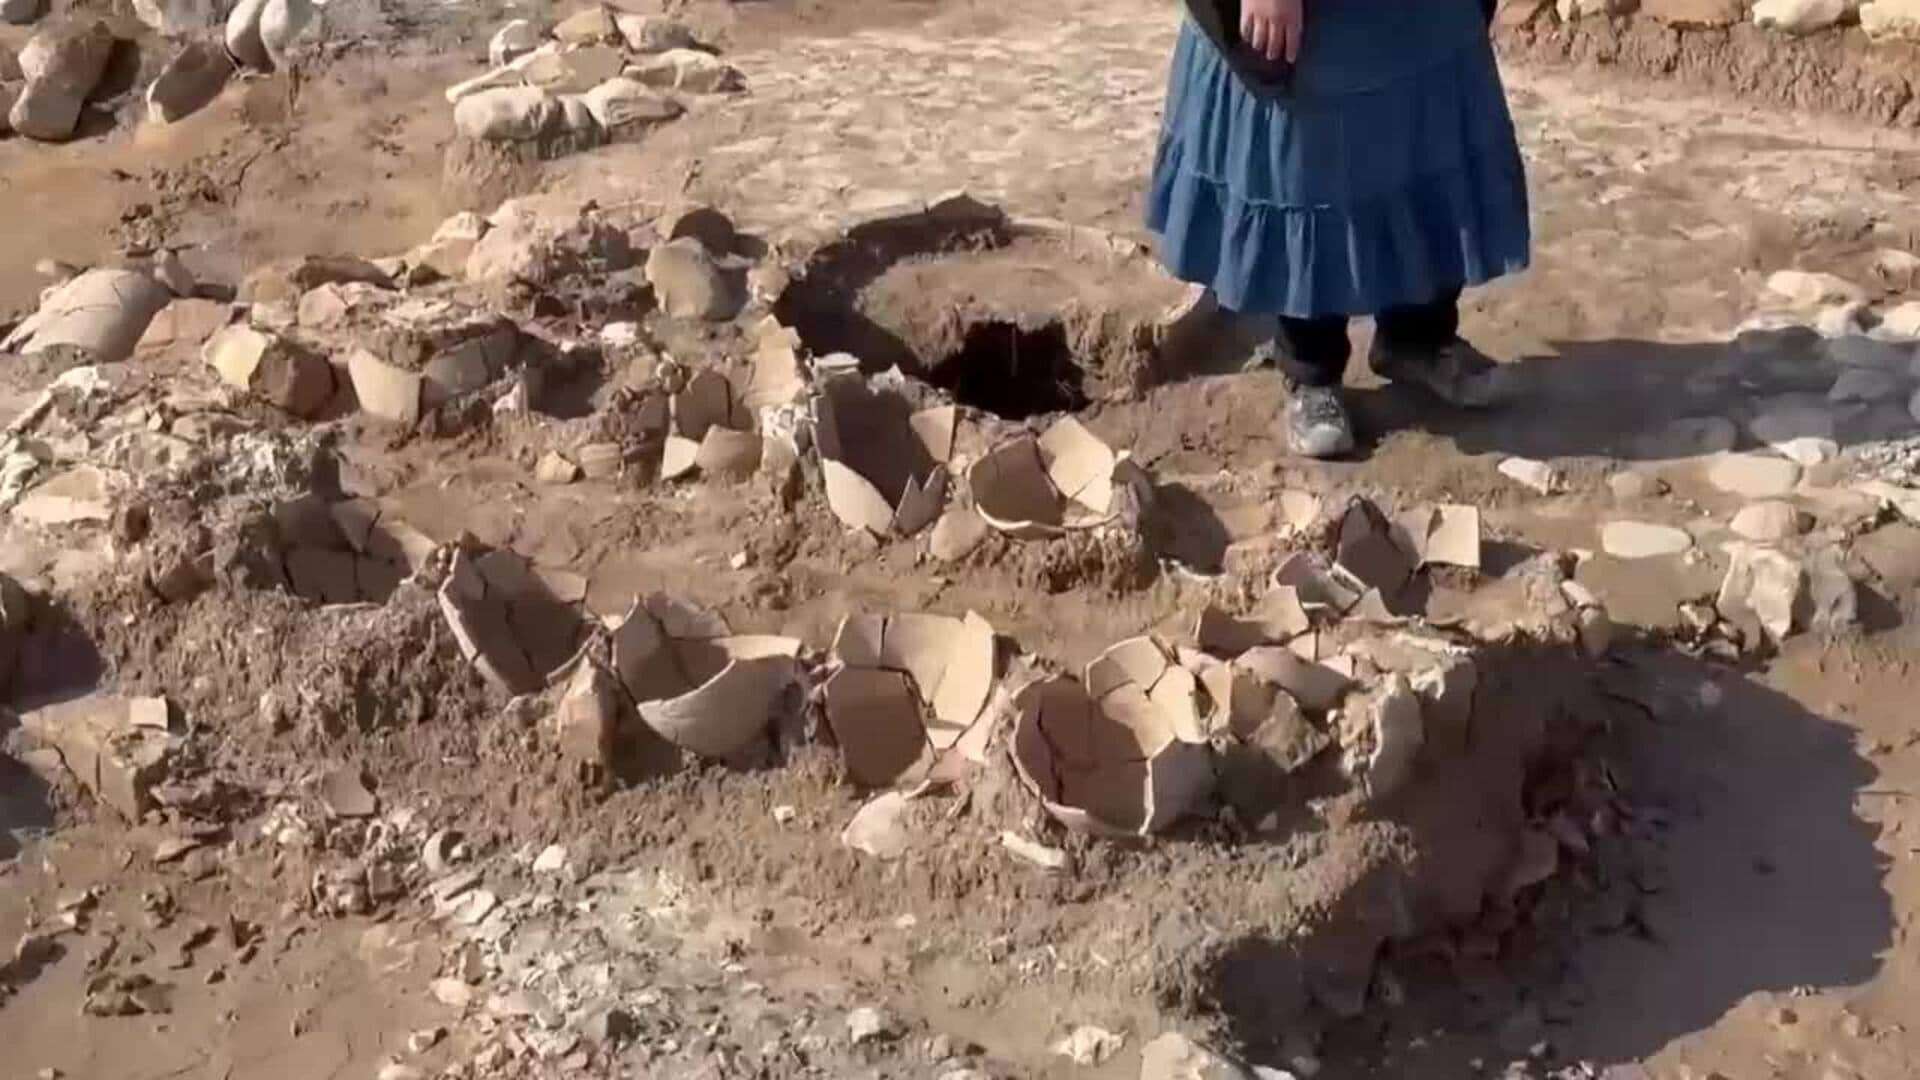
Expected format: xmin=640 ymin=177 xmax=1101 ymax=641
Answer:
xmin=773 ymin=196 xmax=1194 ymax=409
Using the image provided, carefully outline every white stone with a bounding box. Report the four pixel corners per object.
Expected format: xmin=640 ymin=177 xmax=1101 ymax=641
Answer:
xmin=488 ymin=19 xmax=542 ymax=67
xmin=1498 ymin=456 xmax=1564 ymax=494
xmin=1882 ymin=301 xmax=1920 ymax=340
xmin=1601 ymin=521 xmax=1694 ymax=559
xmin=145 ymin=41 xmax=229 ymax=124
xmin=846 ymin=1006 xmax=895 ymax=1045
xmin=614 ymin=12 xmax=698 ymax=53
xmin=1816 ymin=302 xmax=1868 ymax=338
xmin=131 ymin=0 xmax=216 ymax=35
xmin=580 ymin=76 xmax=681 ymax=136
xmin=1706 ymin=454 xmax=1802 ymax=499
xmin=434 ymin=211 xmax=488 ymax=244
xmin=1558 ymin=0 xmax=1634 ymax=15
xmin=1139 ymin=1033 xmax=1255 ymax=1080
xmin=1877 ymin=248 xmax=1920 ymax=281
xmin=453 ymin=85 xmax=561 ymax=142
xmin=1765 ymin=268 xmax=1864 ymax=307
xmin=531 ymin=844 xmax=567 ymax=873
xmin=1752 ymin=0 xmax=1851 ymax=32
xmin=1862 ymin=0 xmax=1920 ymax=40
xmin=622 ymin=49 xmax=743 ymax=94
xmin=1053 ymin=1026 xmax=1125 ymax=1067
xmin=1730 ymin=501 xmax=1809 ymax=541
xmin=1718 ymin=544 xmax=1808 ymax=642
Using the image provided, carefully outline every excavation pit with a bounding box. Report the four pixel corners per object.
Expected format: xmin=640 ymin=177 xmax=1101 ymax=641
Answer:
xmin=773 ymin=195 xmax=1198 ymax=415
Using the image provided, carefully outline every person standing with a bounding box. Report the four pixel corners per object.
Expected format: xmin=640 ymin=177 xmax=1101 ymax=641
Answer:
xmin=1148 ymin=0 xmax=1531 ymax=458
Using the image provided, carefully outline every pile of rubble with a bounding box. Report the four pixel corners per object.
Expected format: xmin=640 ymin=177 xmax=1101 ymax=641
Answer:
xmin=448 ymin=8 xmax=742 ymax=160
xmin=1510 ymin=0 xmax=1920 ymax=46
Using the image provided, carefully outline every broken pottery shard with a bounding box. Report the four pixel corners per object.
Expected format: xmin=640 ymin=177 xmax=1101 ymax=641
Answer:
xmin=928 ymin=505 xmax=990 ymax=562
xmin=841 ymin=791 xmax=912 ymax=860
xmin=437 ymin=549 xmax=540 ymax=695
xmin=19 ymin=696 xmax=179 ymax=822
xmin=347 ymin=347 xmax=424 ymax=426
xmin=824 ymin=667 xmax=928 ymax=787
xmin=692 ymin=427 xmax=763 ymax=480
xmin=1419 ymin=505 xmax=1482 ymax=569
xmin=815 ymin=376 xmax=955 ymax=538
xmin=1498 ymin=456 xmax=1564 ymax=495
xmin=1600 ymin=521 xmax=1693 ymax=560
xmin=1010 ymin=646 xmax=1214 ymax=836
xmin=4 ymin=269 xmax=171 ymax=363
xmin=1001 ymin=830 xmax=1071 ymax=871
xmin=1234 ymin=646 xmax=1350 ymax=711
xmin=1365 ymin=675 xmax=1424 ymax=799
xmin=552 ymin=652 xmax=621 ymax=772
xmin=137 ymin=298 xmax=230 ymax=351
xmin=1272 ymin=552 xmax=1362 ymax=614
xmin=970 ymin=417 xmax=1140 ymax=539
xmin=612 ymin=595 xmax=801 ymax=760
xmin=826 ymin=611 xmax=999 ymax=774
xmin=1335 ymin=499 xmax=1417 ymax=596
xmin=1194 ymin=589 xmax=1310 ymax=657
xmin=146 ymin=41 xmax=229 ymax=124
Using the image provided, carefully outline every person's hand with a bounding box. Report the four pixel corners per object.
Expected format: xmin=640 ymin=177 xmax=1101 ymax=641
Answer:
xmin=1240 ymin=0 xmax=1303 ymax=63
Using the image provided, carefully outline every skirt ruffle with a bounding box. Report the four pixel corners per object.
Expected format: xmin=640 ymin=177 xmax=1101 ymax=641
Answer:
xmin=1146 ymin=21 xmax=1532 ymax=318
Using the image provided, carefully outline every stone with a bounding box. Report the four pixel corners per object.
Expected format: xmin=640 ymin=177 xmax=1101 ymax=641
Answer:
xmin=1882 ymin=302 xmax=1920 ymax=340
xmin=1053 ymin=1026 xmax=1124 ymax=1067
xmin=646 ymin=237 xmax=743 ymax=321
xmin=347 ymin=348 xmax=424 ymax=426
xmin=1 ymin=0 xmax=42 ymax=24
xmin=623 ymin=48 xmax=743 ymax=94
xmin=145 ymin=42 xmax=229 ymax=124
xmin=1765 ymin=269 xmax=1864 ymax=306
xmin=434 ymin=211 xmax=488 ymax=243
xmin=1731 ymin=501 xmax=1810 ymax=541
xmin=535 ymin=451 xmax=580 ymax=485
xmin=152 ymin=250 xmax=196 ymax=297
xmin=579 ymin=76 xmax=681 ymax=137
xmin=1862 ymin=0 xmax=1920 ymax=39
xmin=5 ymin=268 xmax=171 ymax=362
xmin=288 ymin=254 xmax=391 ymax=290
xmin=1640 ymin=0 xmax=1743 ymax=23
xmin=532 ymin=844 xmax=567 ymax=873
xmin=202 ymin=326 xmax=330 ymax=417
xmin=1608 ymin=471 xmax=1667 ymax=499
xmin=20 ymin=697 xmax=178 ymax=822
xmin=929 ymin=506 xmax=990 ymax=562
xmin=1753 ymin=0 xmax=1851 ymax=31
xmin=520 ymin=44 xmax=624 ymax=94
xmin=297 ymin=284 xmax=350 ymax=327
xmin=0 ymin=82 xmax=18 ymax=133
xmin=131 ymin=0 xmax=216 ymax=35
xmin=453 ymin=85 xmax=562 ymax=142
xmin=1806 ymin=547 xmax=1859 ymax=633
xmin=1829 ymin=366 xmax=1907 ymax=405
xmin=1817 ymin=302 xmax=1869 ymax=338
xmin=1718 ymin=545 xmax=1809 ymax=643
xmin=1366 ymin=676 xmax=1424 ymax=798
xmin=11 ymin=19 xmax=113 ymax=140
xmin=488 ymin=19 xmax=542 ymax=67
xmin=614 ymin=13 xmax=698 ymax=52
xmin=1601 ymin=521 xmax=1693 ymax=559
xmin=1706 ymin=454 xmax=1801 ymax=499
xmin=138 ymin=298 xmax=229 ymax=351
xmin=1139 ymin=1032 xmax=1256 ymax=1080
xmin=431 ymin=977 xmax=473 ymax=1008
xmin=1557 ymin=0 xmax=1632 ymax=16
xmin=552 ymin=6 xmax=614 ymax=44
xmin=1000 ymin=830 xmax=1070 ymax=871
xmin=1499 ymin=456 xmax=1564 ymax=495
xmin=847 ymin=1007 xmax=897 ymax=1045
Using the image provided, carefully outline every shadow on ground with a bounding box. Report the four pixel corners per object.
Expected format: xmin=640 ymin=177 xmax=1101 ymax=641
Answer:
xmin=1159 ymin=307 xmax=1918 ymax=463
xmin=1291 ymin=647 xmax=1892 ymax=1077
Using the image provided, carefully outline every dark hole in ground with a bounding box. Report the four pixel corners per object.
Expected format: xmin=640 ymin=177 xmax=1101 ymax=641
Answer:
xmin=926 ymin=320 xmax=1087 ymax=421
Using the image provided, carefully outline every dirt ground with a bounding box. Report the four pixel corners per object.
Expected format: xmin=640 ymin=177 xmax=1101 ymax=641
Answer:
xmin=6 ymin=0 xmax=1920 ymax=1078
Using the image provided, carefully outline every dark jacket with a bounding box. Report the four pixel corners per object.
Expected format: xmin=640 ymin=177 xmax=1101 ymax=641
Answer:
xmin=1179 ymin=0 xmax=1495 ymax=100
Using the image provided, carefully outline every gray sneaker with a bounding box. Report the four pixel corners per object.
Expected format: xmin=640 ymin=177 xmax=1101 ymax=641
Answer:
xmin=1286 ymin=384 xmax=1356 ymax=459
xmin=1368 ymin=338 xmax=1513 ymax=409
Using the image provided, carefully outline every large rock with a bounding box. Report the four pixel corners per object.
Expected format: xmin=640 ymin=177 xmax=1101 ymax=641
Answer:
xmin=225 ymin=0 xmax=312 ymax=71
xmin=622 ymin=48 xmax=742 ymax=94
xmin=1 ymin=268 xmax=171 ymax=362
xmin=1 ymin=0 xmax=42 ymax=25
xmin=10 ymin=19 xmax=115 ymax=140
xmin=1862 ymin=0 xmax=1920 ymax=39
xmin=552 ymin=6 xmax=613 ymax=44
xmin=453 ymin=85 xmax=562 ymax=142
xmin=579 ymin=76 xmax=681 ymax=137
xmin=646 ymin=237 xmax=743 ymax=321
xmin=132 ymin=0 xmax=217 ymax=35
xmin=488 ymin=19 xmax=542 ymax=67
xmin=202 ymin=324 xmax=334 ymax=417
xmin=1752 ymin=0 xmax=1851 ymax=32
xmin=146 ymin=41 xmax=230 ymax=123
xmin=614 ymin=12 xmax=697 ymax=52
xmin=1641 ymin=0 xmax=1744 ymax=23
